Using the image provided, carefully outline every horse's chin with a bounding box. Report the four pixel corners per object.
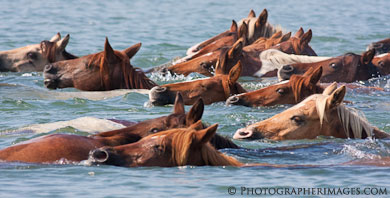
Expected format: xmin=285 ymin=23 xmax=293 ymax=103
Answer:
xmin=44 ymin=79 xmax=59 ymax=89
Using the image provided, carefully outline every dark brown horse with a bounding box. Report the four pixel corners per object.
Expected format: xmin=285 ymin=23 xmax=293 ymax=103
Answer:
xmin=277 ymin=49 xmax=379 ymax=83
xmin=43 ymin=38 xmax=156 ymax=91
xmin=89 ymin=121 xmax=243 ymax=167
xmin=367 ymin=38 xmax=390 ymax=55
xmin=371 ymin=53 xmax=390 ymax=76
xmin=226 ymin=66 xmax=323 ymax=107
xmin=163 ymin=28 xmax=316 ymax=77
xmin=149 ymin=60 xmax=246 ymax=105
xmin=0 ymin=33 xmax=77 ymax=72
xmin=0 ymin=93 xmax=239 ymax=164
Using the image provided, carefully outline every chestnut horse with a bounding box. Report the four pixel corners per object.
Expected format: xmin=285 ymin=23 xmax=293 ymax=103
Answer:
xmin=233 ymin=83 xmax=390 ymax=140
xmin=371 ymin=53 xmax=390 ymax=76
xmin=163 ymin=28 xmax=316 ymax=77
xmin=226 ymin=66 xmax=323 ymax=107
xmin=149 ymin=60 xmax=246 ymax=105
xmin=277 ymin=49 xmax=379 ymax=83
xmin=89 ymin=121 xmax=243 ymax=167
xmin=44 ymin=38 xmax=157 ymax=91
xmin=0 ymin=93 xmax=237 ymax=164
xmin=0 ymin=33 xmax=77 ymax=72
xmin=367 ymin=38 xmax=390 ymax=55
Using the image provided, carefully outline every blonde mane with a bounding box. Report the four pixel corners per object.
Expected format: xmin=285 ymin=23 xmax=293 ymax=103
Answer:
xmin=315 ymin=95 xmax=373 ymax=139
xmin=237 ymin=16 xmax=285 ymax=41
xmin=148 ymin=128 xmax=242 ymax=166
xmin=255 ymin=49 xmax=332 ymax=77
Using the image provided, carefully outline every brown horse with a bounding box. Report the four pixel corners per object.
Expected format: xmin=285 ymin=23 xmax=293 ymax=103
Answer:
xmin=233 ymin=83 xmax=390 ymax=140
xmin=149 ymin=60 xmax=246 ymax=105
xmin=367 ymin=38 xmax=390 ymax=55
xmin=163 ymin=28 xmax=314 ymax=78
xmin=277 ymin=49 xmax=379 ymax=83
xmin=0 ymin=33 xmax=77 ymax=72
xmin=226 ymin=66 xmax=323 ymax=107
xmin=43 ymin=38 xmax=157 ymax=91
xmin=89 ymin=121 xmax=243 ymax=167
xmin=371 ymin=53 xmax=390 ymax=76
xmin=0 ymin=93 xmax=238 ymax=164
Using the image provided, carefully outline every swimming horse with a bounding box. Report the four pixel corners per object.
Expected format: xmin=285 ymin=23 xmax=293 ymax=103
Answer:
xmin=233 ymin=83 xmax=390 ymax=140
xmin=43 ymin=38 xmax=157 ymax=91
xmin=0 ymin=93 xmax=238 ymax=164
xmin=0 ymin=33 xmax=77 ymax=72
xmin=371 ymin=53 xmax=390 ymax=76
xmin=367 ymin=38 xmax=390 ymax=55
xmin=277 ymin=49 xmax=380 ymax=83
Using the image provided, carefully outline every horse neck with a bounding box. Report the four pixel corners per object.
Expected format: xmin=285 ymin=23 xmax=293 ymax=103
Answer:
xmin=92 ymin=126 xmax=142 ymax=146
xmin=118 ymin=63 xmax=157 ymax=90
xmin=240 ymin=52 xmax=262 ymax=75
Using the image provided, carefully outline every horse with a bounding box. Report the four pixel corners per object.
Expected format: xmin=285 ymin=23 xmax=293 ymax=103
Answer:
xmin=89 ymin=121 xmax=244 ymax=167
xmin=43 ymin=38 xmax=157 ymax=91
xmin=367 ymin=38 xmax=390 ymax=55
xmin=226 ymin=66 xmax=323 ymax=107
xmin=371 ymin=53 xmax=390 ymax=76
xmin=163 ymin=28 xmax=318 ymax=78
xmin=277 ymin=49 xmax=379 ymax=83
xmin=0 ymin=33 xmax=77 ymax=72
xmin=148 ymin=60 xmax=246 ymax=105
xmin=233 ymin=83 xmax=390 ymax=140
xmin=0 ymin=93 xmax=237 ymax=164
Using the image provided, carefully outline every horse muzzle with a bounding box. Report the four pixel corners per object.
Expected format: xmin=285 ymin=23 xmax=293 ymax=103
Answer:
xmin=43 ymin=64 xmax=59 ymax=89
xmin=226 ymin=95 xmax=251 ymax=107
xmin=233 ymin=127 xmax=264 ymax=140
xmin=148 ymin=86 xmax=177 ymax=105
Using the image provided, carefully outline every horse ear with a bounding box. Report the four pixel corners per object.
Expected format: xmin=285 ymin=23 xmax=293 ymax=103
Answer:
xmin=104 ymin=37 xmax=119 ymax=63
xmin=305 ymin=66 xmax=322 ymax=85
xmin=173 ymin=92 xmax=185 ymax=114
xmin=326 ymin=85 xmax=346 ymax=109
xmin=193 ymin=124 xmax=218 ymax=145
xmin=294 ymin=27 xmax=304 ymax=38
xmin=248 ymin=9 xmax=256 ymax=18
xmin=238 ymin=22 xmax=248 ymax=41
xmin=123 ymin=43 xmax=142 ymax=59
xmin=300 ymin=29 xmax=312 ymax=46
xmin=50 ymin=32 xmax=61 ymax=42
xmin=189 ymin=120 xmax=204 ymax=130
xmin=323 ymin=82 xmax=338 ymax=96
xmin=186 ymin=98 xmax=204 ymax=125
xmin=256 ymin=9 xmax=268 ymax=27
xmin=228 ymin=39 xmax=244 ymax=59
xmin=271 ymin=31 xmax=283 ymax=39
xmin=56 ymin=34 xmax=70 ymax=52
xmin=361 ymin=49 xmax=375 ymax=65
xmin=280 ymin=32 xmax=292 ymax=42
xmin=230 ymin=20 xmax=238 ymax=33
xmin=228 ymin=61 xmax=242 ymax=84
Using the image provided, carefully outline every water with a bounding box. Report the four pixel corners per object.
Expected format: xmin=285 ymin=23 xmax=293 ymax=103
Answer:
xmin=1 ymin=0 xmax=390 ymax=197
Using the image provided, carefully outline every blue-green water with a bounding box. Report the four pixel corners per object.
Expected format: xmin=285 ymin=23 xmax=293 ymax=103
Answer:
xmin=1 ymin=0 xmax=390 ymax=197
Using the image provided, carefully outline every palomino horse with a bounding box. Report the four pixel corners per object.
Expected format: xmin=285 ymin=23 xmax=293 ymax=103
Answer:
xmin=0 ymin=93 xmax=237 ymax=164
xmin=371 ymin=53 xmax=390 ymax=76
xmin=226 ymin=66 xmax=323 ymax=107
xmin=277 ymin=49 xmax=379 ymax=83
xmin=89 ymin=121 xmax=243 ymax=167
xmin=43 ymin=38 xmax=157 ymax=91
xmin=149 ymin=60 xmax=246 ymax=105
xmin=164 ymin=28 xmax=317 ymax=78
xmin=367 ymin=38 xmax=390 ymax=55
xmin=233 ymin=83 xmax=390 ymax=140
xmin=0 ymin=33 xmax=77 ymax=72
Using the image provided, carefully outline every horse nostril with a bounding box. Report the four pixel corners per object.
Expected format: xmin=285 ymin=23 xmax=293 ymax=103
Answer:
xmin=155 ymin=86 xmax=167 ymax=93
xmin=227 ymin=96 xmax=240 ymax=105
xmin=44 ymin=64 xmax=53 ymax=72
xmin=282 ymin=65 xmax=294 ymax=72
xmin=239 ymin=131 xmax=249 ymax=136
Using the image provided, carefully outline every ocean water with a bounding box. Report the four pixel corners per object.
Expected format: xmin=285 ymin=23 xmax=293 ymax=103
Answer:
xmin=0 ymin=0 xmax=390 ymax=197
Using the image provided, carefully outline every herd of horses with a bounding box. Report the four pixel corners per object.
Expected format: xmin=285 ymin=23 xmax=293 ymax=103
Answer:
xmin=1 ymin=9 xmax=390 ymax=167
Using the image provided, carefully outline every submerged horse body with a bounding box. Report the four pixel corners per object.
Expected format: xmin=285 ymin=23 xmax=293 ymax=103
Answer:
xmin=233 ymin=83 xmax=390 ymax=140
xmin=0 ymin=33 xmax=77 ymax=72
xmin=44 ymin=38 xmax=157 ymax=91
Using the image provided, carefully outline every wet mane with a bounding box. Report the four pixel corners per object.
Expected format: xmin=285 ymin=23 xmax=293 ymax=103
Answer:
xmin=40 ymin=40 xmax=77 ymax=63
xmin=315 ymin=96 xmax=373 ymax=139
xmin=257 ymin=49 xmax=331 ymax=76
xmin=147 ymin=128 xmax=242 ymax=166
xmin=238 ymin=19 xmax=284 ymax=42
xmin=289 ymin=74 xmax=322 ymax=102
xmin=87 ymin=52 xmax=157 ymax=90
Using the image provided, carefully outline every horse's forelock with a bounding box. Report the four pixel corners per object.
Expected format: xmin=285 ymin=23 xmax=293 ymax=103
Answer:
xmin=40 ymin=40 xmax=57 ymax=63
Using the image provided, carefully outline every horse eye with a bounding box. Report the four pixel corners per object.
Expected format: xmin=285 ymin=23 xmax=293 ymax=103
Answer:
xmin=153 ymin=145 xmax=164 ymax=153
xmin=276 ymin=88 xmax=285 ymax=95
xmin=27 ymin=52 xmax=37 ymax=60
xmin=290 ymin=116 xmax=305 ymax=125
xmin=150 ymin=128 xmax=159 ymax=133
xmin=200 ymin=62 xmax=210 ymax=69
xmin=329 ymin=63 xmax=338 ymax=69
xmin=378 ymin=61 xmax=384 ymax=67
